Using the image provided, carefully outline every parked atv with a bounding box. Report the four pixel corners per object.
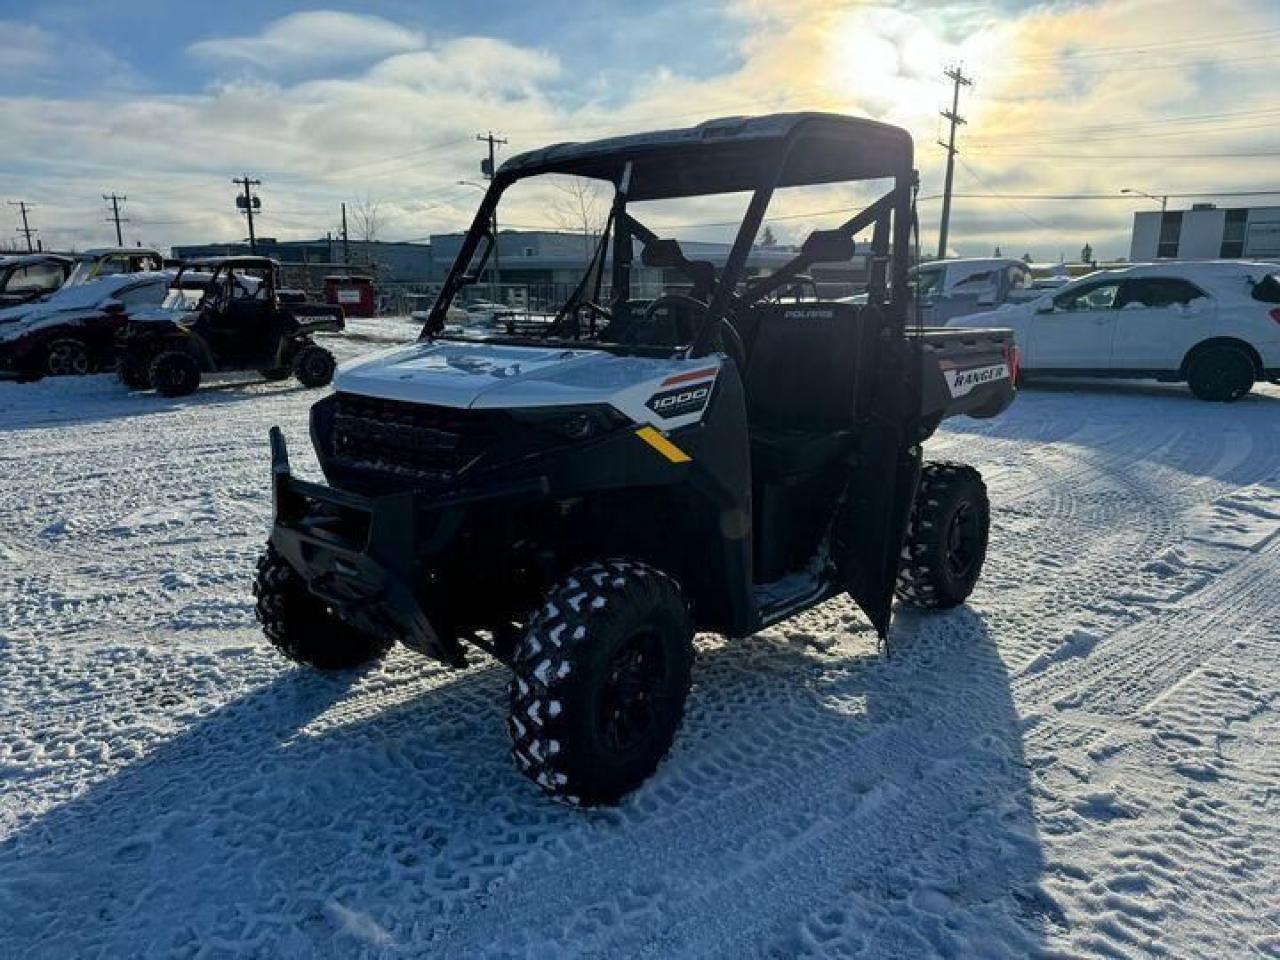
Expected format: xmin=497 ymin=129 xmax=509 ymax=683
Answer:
xmin=117 ymin=256 xmax=343 ymax=396
xmin=257 ymin=113 xmax=1017 ymax=806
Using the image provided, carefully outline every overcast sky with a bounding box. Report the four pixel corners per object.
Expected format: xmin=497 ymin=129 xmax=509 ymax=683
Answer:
xmin=1 ymin=0 xmax=1278 ymax=260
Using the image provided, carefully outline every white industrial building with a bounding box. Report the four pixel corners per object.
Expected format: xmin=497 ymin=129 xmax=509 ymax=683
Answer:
xmin=1130 ymin=204 xmax=1280 ymax=262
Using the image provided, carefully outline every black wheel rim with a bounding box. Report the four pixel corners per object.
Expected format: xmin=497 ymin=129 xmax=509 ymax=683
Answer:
xmin=599 ymin=628 xmax=666 ymax=752
xmin=303 ymin=352 xmax=330 ymax=380
xmin=48 ymin=342 xmax=88 ymax=376
xmin=1199 ymin=354 xmax=1249 ymax=399
xmin=160 ymin=362 xmax=192 ymax=392
xmin=945 ymin=501 xmax=982 ymax=581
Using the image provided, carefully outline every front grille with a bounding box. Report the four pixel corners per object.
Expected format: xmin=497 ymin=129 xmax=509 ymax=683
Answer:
xmin=332 ymin=393 xmax=498 ymax=478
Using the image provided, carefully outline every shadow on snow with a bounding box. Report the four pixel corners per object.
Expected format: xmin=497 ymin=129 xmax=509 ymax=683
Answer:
xmin=0 ymin=604 xmax=1053 ymax=959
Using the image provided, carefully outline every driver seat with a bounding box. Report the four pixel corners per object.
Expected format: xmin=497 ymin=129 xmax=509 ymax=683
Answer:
xmin=743 ymin=303 xmax=865 ymax=479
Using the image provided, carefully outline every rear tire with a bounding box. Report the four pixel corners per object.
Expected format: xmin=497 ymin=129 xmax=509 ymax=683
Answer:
xmin=149 ymin=351 xmax=201 ymax=397
xmin=294 ymin=345 xmax=336 ymax=388
xmin=117 ymin=353 xmax=151 ymax=390
xmin=1187 ymin=346 xmax=1254 ymax=402
xmin=254 ymin=544 xmax=393 ymax=670
xmin=45 ymin=338 xmax=91 ymax=377
xmin=508 ymin=559 xmax=694 ymax=806
xmin=896 ymin=462 xmax=990 ymax=610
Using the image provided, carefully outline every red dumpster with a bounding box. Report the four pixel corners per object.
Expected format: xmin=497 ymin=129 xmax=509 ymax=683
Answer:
xmin=324 ymin=275 xmax=375 ymax=318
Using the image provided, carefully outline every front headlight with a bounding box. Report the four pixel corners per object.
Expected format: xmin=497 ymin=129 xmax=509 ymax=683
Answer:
xmin=507 ymin=405 xmax=630 ymax=442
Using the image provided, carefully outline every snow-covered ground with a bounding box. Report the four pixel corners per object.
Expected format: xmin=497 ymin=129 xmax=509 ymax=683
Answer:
xmin=1 ymin=322 xmax=1277 ymax=958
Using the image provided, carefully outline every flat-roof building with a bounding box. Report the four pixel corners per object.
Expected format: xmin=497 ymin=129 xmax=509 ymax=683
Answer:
xmin=1130 ymin=204 xmax=1280 ymax=262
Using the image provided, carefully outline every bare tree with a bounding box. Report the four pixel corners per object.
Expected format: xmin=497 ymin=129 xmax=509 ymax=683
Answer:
xmin=350 ymin=196 xmax=387 ymax=245
xmin=549 ymin=177 xmax=608 ymax=264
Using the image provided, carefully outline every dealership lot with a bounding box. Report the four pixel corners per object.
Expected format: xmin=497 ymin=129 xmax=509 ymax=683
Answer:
xmin=1 ymin=340 xmax=1276 ymax=958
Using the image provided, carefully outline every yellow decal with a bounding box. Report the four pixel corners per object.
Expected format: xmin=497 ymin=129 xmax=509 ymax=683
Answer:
xmin=635 ymin=426 xmax=691 ymax=464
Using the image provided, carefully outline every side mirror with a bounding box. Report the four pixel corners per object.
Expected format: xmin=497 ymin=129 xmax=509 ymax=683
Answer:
xmin=101 ymin=299 xmax=126 ymax=315
xmin=800 ymin=229 xmax=855 ymax=262
xmin=462 ymin=233 xmax=494 ymax=283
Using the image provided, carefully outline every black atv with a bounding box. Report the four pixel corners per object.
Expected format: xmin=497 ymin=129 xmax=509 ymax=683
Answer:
xmin=256 ymin=113 xmax=1017 ymax=806
xmin=117 ymin=256 xmax=343 ymax=397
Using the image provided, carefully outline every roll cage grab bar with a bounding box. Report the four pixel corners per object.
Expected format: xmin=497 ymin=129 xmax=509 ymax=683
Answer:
xmin=424 ymin=125 xmax=916 ymax=355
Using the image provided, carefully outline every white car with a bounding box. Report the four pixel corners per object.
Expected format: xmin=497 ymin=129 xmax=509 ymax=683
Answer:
xmin=947 ymin=261 xmax=1280 ymax=401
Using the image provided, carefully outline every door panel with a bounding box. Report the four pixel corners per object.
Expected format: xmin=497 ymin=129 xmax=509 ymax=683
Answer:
xmin=1110 ymin=278 xmax=1212 ymax=370
xmin=1027 ymin=279 xmax=1122 ymax=369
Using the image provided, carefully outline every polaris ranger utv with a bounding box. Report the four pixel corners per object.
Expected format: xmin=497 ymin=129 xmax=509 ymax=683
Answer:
xmin=257 ymin=113 xmax=1016 ymax=805
xmin=117 ymin=256 xmax=343 ymax=396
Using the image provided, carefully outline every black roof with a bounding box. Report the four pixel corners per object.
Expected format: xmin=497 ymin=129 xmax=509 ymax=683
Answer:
xmin=0 ymin=253 xmax=73 ymax=267
xmin=183 ymin=256 xmax=281 ymax=269
xmin=77 ymin=247 xmax=163 ymax=258
xmin=498 ymin=112 xmax=914 ymax=201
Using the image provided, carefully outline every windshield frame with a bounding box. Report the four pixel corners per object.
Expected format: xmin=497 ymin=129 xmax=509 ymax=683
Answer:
xmin=423 ymin=116 xmax=916 ymax=356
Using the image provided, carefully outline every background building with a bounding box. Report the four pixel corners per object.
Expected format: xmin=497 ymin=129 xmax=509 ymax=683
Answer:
xmin=171 ymin=238 xmax=432 ymax=285
xmin=170 ymin=230 xmax=871 ymax=312
xmin=1130 ymin=204 xmax=1280 ymax=261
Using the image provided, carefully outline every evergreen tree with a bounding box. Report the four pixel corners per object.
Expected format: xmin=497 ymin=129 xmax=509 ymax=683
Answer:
xmin=1081 ymin=242 xmax=1094 ymax=264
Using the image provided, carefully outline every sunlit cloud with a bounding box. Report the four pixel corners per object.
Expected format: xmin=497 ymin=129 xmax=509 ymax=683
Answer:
xmin=2 ymin=2 xmax=1278 ymax=259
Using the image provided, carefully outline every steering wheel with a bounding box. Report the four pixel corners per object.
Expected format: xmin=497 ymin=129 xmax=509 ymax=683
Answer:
xmin=641 ymin=295 xmax=746 ymax=370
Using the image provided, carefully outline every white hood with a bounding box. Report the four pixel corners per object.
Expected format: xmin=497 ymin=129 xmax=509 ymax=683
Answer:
xmin=335 ymin=338 xmax=725 ymax=430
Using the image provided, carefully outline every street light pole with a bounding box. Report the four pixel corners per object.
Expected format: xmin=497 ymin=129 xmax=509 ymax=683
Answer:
xmin=1121 ymin=187 xmax=1168 ymax=212
xmin=458 ymin=179 xmax=498 ymax=302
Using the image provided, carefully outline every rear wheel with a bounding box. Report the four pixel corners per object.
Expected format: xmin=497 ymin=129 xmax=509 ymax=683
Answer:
xmin=508 ymin=559 xmax=694 ymax=806
xmin=45 ymin=338 xmax=91 ymax=376
xmin=896 ymin=462 xmax=990 ymax=609
xmin=149 ymin=351 xmax=201 ymax=397
xmin=254 ymin=544 xmax=393 ymax=670
xmin=1187 ymin=346 xmax=1254 ymax=402
xmin=293 ymin=345 xmax=336 ymax=388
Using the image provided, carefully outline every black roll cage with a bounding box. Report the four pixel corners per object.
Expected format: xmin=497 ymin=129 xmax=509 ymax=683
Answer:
xmin=173 ymin=257 xmax=281 ymax=306
xmin=424 ymin=113 xmax=916 ymax=355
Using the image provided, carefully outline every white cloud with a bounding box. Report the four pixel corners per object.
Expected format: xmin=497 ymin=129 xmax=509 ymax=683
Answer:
xmin=5 ymin=1 xmax=1280 ymax=258
xmin=368 ymin=38 xmax=561 ymax=94
xmin=0 ymin=22 xmax=55 ymax=76
xmin=0 ymin=19 xmax=141 ymax=90
xmin=188 ymin=11 xmax=425 ymax=73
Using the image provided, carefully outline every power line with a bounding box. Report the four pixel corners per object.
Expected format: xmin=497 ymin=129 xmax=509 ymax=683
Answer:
xmin=955 ymin=157 xmax=1052 ymax=230
xmin=1013 ymin=26 xmax=1280 ymax=63
xmin=971 ymin=119 xmax=1280 ymax=148
xmin=968 ymin=105 xmax=1280 ymax=143
xmin=103 ymin=193 xmax=128 ymax=246
xmin=966 ymin=149 xmax=1280 ymax=160
xmin=942 ymin=189 xmax=1280 ymax=201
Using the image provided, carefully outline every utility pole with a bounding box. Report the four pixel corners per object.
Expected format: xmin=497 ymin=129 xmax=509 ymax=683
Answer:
xmin=936 ymin=65 xmax=972 ymax=260
xmin=9 ymin=201 xmax=36 ymax=252
xmin=477 ymin=131 xmax=507 ymax=301
xmin=103 ymin=193 xmax=128 ymax=246
xmin=232 ymin=175 xmax=261 ymax=253
xmin=341 ymin=202 xmax=350 ymax=264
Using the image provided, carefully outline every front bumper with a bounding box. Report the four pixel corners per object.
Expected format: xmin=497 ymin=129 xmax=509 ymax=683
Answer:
xmin=266 ymin=426 xmax=548 ymax=666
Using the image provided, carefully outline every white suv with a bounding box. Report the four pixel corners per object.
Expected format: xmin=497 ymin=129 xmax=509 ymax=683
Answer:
xmin=947 ymin=261 xmax=1280 ymax=401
